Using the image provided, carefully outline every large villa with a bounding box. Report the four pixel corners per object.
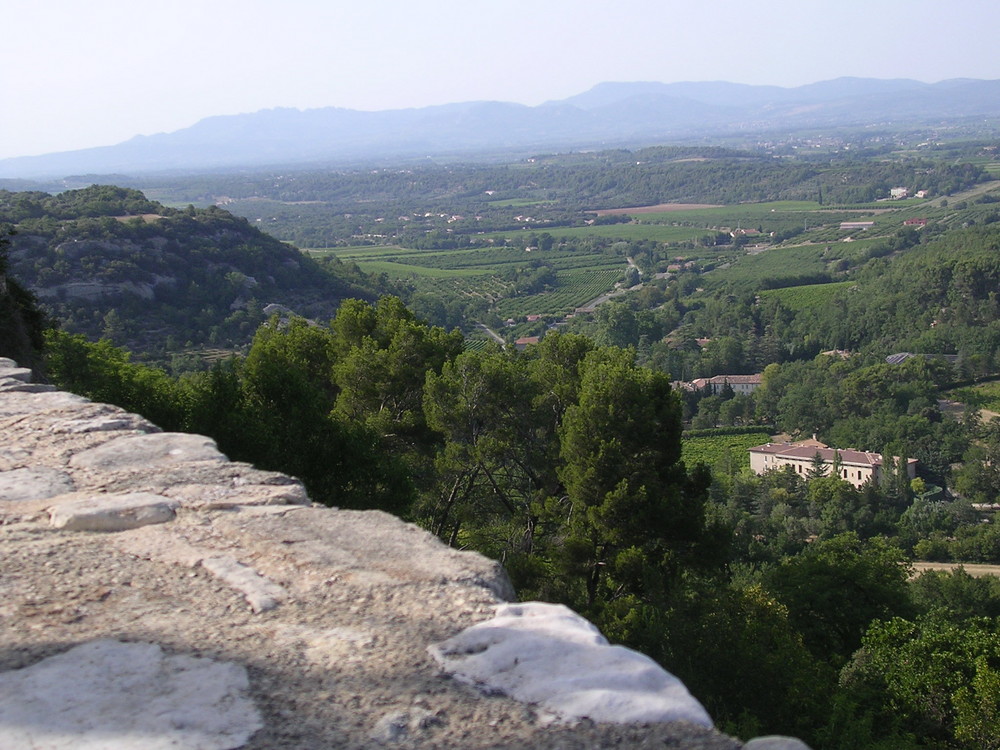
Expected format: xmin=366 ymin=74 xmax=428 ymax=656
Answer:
xmin=748 ymin=439 xmax=917 ymax=488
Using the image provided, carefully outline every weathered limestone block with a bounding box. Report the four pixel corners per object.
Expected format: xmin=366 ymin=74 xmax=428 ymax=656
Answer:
xmin=0 ymin=404 xmax=161 ymax=480
xmin=69 ymin=432 xmax=227 ymax=470
xmin=112 ymin=504 xmax=510 ymax=611
xmin=94 ymin=461 xmax=312 ymax=507
xmin=162 ymin=479 xmax=310 ymax=509
xmin=111 ymin=523 xmax=210 ymax=567
xmin=111 ymin=514 xmax=296 ymax=611
xmin=429 ymin=601 xmax=713 ymax=727
xmin=0 ymin=467 xmax=75 ymax=503
xmin=48 ymin=491 xmax=180 ymax=531
xmin=0 ymin=639 xmax=263 ymax=750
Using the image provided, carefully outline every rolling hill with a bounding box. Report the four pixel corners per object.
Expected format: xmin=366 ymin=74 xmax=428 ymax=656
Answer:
xmin=1 ymin=185 xmax=377 ymax=360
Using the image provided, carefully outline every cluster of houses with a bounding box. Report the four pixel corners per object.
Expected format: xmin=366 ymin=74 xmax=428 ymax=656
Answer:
xmin=889 ymin=187 xmax=929 ymax=200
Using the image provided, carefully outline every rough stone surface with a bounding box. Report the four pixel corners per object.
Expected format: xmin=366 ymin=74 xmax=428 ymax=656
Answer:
xmin=70 ymin=432 xmax=227 ymax=470
xmin=162 ymin=479 xmax=310 ymax=509
xmin=0 ymin=639 xmax=262 ymax=750
xmin=0 ymin=389 xmax=89 ymax=417
xmin=55 ymin=413 xmax=157 ymax=434
xmin=0 ymin=359 xmax=760 ymax=749
xmin=0 ymin=467 xmax=75 ymax=503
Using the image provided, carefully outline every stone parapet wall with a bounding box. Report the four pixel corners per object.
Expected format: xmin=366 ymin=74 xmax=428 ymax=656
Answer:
xmin=0 ymin=357 xmax=801 ymax=749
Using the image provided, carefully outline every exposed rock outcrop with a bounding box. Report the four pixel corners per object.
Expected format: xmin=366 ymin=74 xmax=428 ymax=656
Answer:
xmin=0 ymin=358 xmax=795 ymax=749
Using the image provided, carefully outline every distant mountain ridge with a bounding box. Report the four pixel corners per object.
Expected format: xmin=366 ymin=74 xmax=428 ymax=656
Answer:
xmin=4 ymin=77 xmax=1000 ymax=179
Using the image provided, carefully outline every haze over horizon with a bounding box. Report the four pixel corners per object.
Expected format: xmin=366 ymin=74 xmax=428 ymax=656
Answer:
xmin=4 ymin=0 xmax=1000 ymax=161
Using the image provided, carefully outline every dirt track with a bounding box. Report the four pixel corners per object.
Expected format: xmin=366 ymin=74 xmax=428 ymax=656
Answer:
xmin=911 ymin=562 xmax=1000 ymax=578
xmin=592 ymin=203 xmax=722 ymax=216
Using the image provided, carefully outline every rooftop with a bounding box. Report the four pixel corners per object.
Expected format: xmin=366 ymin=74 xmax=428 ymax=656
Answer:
xmin=749 ymin=442 xmax=899 ymax=467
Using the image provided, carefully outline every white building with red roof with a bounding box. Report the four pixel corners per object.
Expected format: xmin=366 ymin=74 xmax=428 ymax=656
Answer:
xmin=748 ymin=440 xmax=917 ymax=488
xmin=686 ymin=374 xmax=762 ymax=396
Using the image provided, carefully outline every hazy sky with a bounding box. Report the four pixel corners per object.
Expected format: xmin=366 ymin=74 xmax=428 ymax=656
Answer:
xmin=3 ymin=0 xmax=999 ymax=160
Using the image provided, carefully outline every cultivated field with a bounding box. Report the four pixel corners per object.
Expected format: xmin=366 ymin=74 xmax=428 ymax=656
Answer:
xmin=592 ymin=203 xmax=723 ymax=215
xmin=705 ymin=242 xmax=868 ymax=288
xmin=758 ymin=280 xmax=856 ymax=310
xmin=493 ymin=269 xmax=624 ymax=318
xmin=309 ymin=244 xmax=627 ymax=321
xmin=303 ymin=194 xmax=961 ymax=323
xmin=681 ymin=430 xmax=773 ymax=471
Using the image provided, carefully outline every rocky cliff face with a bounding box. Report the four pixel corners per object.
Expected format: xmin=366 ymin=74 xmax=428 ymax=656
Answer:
xmin=0 ymin=358 xmax=805 ymax=749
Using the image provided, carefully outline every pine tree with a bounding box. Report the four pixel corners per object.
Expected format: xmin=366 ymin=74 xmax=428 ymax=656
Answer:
xmin=807 ymin=450 xmax=829 ymax=480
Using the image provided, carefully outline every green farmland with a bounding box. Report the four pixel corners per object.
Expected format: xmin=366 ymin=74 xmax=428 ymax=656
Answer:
xmin=350 ymin=261 xmax=487 ymax=278
xmin=626 ymin=201 xmax=824 ymax=225
xmin=301 ymin=195 xmax=950 ymax=324
xmin=681 ymin=430 xmax=773 ymax=472
xmin=759 ymin=281 xmax=856 ymax=311
xmin=705 ymin=238 xmax=883 ymax=288
xmin=493 ymin=268 xmax=624 ymax=317
xmin=596 ymin=200 xmax=896 ymax=238
xmin=705 ymin=244 xmax=840 ymax=287
xmin=309 ymin=243 xmax=627 ymax=321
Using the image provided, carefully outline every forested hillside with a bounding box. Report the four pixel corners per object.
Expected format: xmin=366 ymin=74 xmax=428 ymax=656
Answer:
xmin=0 ymin=186 xmax=383 ymax=362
